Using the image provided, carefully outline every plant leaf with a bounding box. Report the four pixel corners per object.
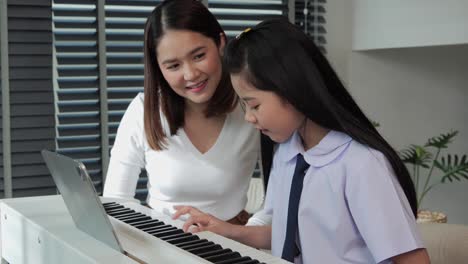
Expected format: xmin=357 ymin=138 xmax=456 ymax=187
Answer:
xmin=435 ymin=154 xmax=468 ymax=183
xmin=425 ymin=131 xmax=458 ymax=149
xmin=399 ymin=145 xmax=432 ymax=167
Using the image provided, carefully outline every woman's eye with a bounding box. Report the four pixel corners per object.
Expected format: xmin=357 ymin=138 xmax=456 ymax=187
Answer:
xmin=167 ymin=64 xmax=179 ymax=70
xmin=194 ymin=53 xmax=205 ymax=60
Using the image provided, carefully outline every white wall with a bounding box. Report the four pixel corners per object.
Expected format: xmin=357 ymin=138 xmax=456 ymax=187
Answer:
xmin=325 ymin=1 xmax=468 ymax=224
xmin=352 ymin=0 xmax=468 ymax=50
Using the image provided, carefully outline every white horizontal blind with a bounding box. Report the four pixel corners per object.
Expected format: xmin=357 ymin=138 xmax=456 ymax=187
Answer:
xmin=295 ymin=0 xmax=326 ymax=53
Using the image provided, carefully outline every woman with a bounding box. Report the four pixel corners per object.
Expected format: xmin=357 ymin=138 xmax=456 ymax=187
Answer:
xmin=103 ymin=0 xmax=272 ymax=226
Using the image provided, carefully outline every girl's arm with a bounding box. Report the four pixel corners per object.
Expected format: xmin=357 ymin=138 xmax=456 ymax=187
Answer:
xmin=391 ymin=248 xmax=431 ymax=264
xmin=173 ymin=206 xmax=271 ymax=249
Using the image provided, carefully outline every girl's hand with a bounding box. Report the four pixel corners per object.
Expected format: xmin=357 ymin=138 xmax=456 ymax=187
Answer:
xmin=173 ymin=206 xmax=234 ymax=237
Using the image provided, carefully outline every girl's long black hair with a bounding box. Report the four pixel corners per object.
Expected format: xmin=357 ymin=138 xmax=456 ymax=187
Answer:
xmin=225 ymin=18 xmax=418 ymax=217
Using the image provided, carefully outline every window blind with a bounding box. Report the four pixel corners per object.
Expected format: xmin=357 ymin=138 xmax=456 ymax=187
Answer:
xmin=52 ymin=0 xmax=290 ymax=201
xmin=52 ymin=0 xmax=103 ymax=191
xmin=295 ymin=0 xmax=326 ymax=53
xmin=1 ymin=0 xmax=55 ymax=198
xmin=209 ymin=0 xmax=289 ymax=39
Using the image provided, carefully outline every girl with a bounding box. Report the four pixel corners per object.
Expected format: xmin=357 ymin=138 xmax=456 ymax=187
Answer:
xmin=103 ymin=0 xmax=273 ymax=226
xmin=173 ymin=18 xmax=430 ymax=263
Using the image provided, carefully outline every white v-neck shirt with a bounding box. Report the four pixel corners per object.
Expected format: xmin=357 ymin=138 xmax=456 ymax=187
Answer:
xmin=103 ymin=93 xmax=262 ymax=221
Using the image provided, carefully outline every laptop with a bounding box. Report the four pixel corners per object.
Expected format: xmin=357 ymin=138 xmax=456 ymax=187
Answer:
xmin=41 ymin=149 xmax=124 ymax=253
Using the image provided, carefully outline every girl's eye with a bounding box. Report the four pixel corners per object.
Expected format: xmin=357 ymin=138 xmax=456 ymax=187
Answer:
xmin=194 ymin=53 xmax=205 ymax=60
xmin=251 ymin=104 xmax=260 ymax=111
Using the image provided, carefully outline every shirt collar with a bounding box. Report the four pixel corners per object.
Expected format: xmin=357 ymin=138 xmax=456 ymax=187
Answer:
xmin=278 ymin=130 xmax=353 ymax=168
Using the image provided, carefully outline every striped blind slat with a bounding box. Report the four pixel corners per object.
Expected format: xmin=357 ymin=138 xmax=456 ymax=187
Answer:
xmin=209 ymin=0 xmax=288 ymax=38
xmin=52 ymin=1 xmax=102 ymax=190
xmin=1 ymin=0 xmax=56 ymax=197
xmin=52 ymin=0 xmax=302 ymax=201
xmin=295 ymin=0 xmax=327 ymax=53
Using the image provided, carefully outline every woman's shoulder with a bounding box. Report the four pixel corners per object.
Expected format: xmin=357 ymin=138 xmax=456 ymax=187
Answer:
xmin=125 ymin=92 xmax=145 ymax=115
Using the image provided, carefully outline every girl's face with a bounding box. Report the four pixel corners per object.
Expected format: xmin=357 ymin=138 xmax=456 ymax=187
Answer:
xmin=156 ymin=30 xmax=225 ymax=109
xmin=231 ymin=74 xmax=305 ymax=143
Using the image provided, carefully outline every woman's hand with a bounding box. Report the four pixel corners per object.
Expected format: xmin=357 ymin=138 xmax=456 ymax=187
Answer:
xmin=173 ymin=206 xmax=234 ymax=237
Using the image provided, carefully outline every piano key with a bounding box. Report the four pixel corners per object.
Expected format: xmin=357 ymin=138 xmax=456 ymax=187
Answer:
xmin=142 ymin=224 xmax=174 ymax=233
xmin=234 ymin=260 xmax=261 ymax=264
xmin=206 ymin=251 xmax=242 ymax=262
xmin=103 ymin=204 xmax=124 ymax=211
xmin=188 ymin=244 xmax=223 ymax=255
xmin=175 ymin=238 xmax=209 ymax=248
xmin=197 ymin=248 xmax=233 ymax=259
xmin=106 ymin=208 xmax=134 ymax=215
xmin=214 ymin=256 xmax=253 ymax=264
xmin=151 ymin=228 xmax=184 ymax=238
xmin=166 ymin=234 xmax=200 ymax=245
xmin=113 ymin=212 xmax=142 ymax=220
xmin=159 ymin=232 xmax=193 ymax=241
xmin=132 ymin=219 xmax=165 ymax=229
xmin=180 ymin=241 xmax=215 ymax=251
xmin=107 ymin=209 xmax=136 ymax=217
xmin=121 ymin=215 xmax=152 ymax=224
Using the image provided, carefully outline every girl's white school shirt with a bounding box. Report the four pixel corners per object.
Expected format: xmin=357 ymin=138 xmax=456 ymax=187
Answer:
xmin=264 ymin=130 xmax=424 ymax=264
xmin=103 ymin=93 xmax=269 ymax=223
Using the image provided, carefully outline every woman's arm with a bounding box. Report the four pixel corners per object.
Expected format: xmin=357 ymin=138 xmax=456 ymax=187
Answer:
xmin=391 ymin=248 xmax=430 ymax=264
xmin=173 ymin=206 xmax=271 ymax=249
xmin=103 ymin=159 xmax=141 ymax=203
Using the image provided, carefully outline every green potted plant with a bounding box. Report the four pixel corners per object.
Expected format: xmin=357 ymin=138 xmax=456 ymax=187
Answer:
xmin=399 ymin=131 xmax=468 ymax=223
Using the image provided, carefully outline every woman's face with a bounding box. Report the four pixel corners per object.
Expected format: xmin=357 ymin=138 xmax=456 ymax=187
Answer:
xmin=156 ymin=30 xmax=225 ymax=108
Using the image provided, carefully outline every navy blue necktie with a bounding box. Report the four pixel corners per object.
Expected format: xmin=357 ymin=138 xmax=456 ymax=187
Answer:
xmin=281 ymin=154 xmax=310 ymax=262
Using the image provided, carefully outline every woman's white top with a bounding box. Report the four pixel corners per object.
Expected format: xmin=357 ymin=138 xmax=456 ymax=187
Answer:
xmin=103 ymin=93 xmax=268 ymax=222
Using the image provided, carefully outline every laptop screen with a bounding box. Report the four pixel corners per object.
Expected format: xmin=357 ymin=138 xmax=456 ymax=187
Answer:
xmin=41 ymin=149 xmax=123 ymax=253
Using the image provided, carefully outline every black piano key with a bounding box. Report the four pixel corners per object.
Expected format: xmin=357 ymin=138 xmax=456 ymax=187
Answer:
xmin=107 ymin=209 xmax=135 ymax=217
xmin=165 ymin=234 xmax=200 ymax=245
xmin=142 ymin=224 xmax=173 ymax=233
xmin=106 ymin=208 xmax=135 ymax=215
xmin=214 ymin=256 xmax=253 ymax=264
xmin=105 ymin=206 xmax=128 ymax=212
xmin=114 ymin=212 xmax=142 ymax=220
xmin=103 ymin=204 xmax=123 ymax=210
xmin=178 ymin=239 xmax=213 ymax=250
xmin=159 ymin=232 xmax=192 ymax=241
xmin=133 ymin=220 xmax=164 ymax=229
xmin=147 ymin=226 xmax=177 ymax=234
xmin=187 ymin=244 xmax=223 ymax=255
xmin=151 ymin=228 xmax=184 ymax=238
xmin=197 ymin=248 xmax=232 ymax=259
xmin=206 ymin=251 xmax=242 ymax=263
xmin=234 ymin=260 xmax=260 ymax=264
xmin=122 ymin=216 xmax=152 ymax=224
xmin=102 ymin=202 xmax=118 ymax=207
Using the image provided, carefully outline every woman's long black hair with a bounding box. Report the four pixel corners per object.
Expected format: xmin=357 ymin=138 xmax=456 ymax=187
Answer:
xmin=224 ymin=18 xmax=418 ymax=217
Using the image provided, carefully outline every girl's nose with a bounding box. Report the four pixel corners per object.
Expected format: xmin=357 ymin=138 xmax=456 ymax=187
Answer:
xmin=244 ymin=109 xmax=257 ymax=124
